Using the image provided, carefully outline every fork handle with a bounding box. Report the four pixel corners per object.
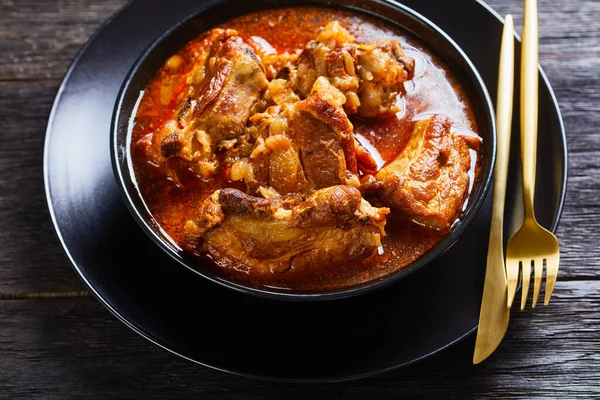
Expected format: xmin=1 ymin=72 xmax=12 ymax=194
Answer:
xmin=521 ymin=0 xmax=539 ymax=219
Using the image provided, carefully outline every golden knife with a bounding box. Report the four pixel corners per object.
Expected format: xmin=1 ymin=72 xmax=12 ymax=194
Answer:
xmin=473 ymin=14 xmax=515 ymax=364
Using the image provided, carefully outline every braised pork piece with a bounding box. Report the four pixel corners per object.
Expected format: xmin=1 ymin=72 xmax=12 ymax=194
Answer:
xmin=137 ymin=29 xmax=268 ymax=183
xmin=131 ymin=7 xmax=481 ymax=291
xmin=184 ymin=186 xmax=389 ymax=274
xmin=375 ymin=115 xmax=476 ymax=231
xmin=241 ymin=77 xmax=360 ymax=195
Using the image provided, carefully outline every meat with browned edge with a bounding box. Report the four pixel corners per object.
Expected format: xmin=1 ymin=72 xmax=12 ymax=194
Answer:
xmin=136 ymin=29 xmax=268 ymax=184
xmin=375 ymin=114 xmax=473 ymax=231
xmin=184 ymin=185 xmax=389 ymax=275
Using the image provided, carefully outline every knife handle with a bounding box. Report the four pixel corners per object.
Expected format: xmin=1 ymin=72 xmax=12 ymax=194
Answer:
xmin=491 ymin=14 xmax=515 ymax=238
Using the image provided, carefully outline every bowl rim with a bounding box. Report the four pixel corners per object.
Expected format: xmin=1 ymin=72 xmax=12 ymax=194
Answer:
xmin=110 ymin=0 xmax=497 ymax=302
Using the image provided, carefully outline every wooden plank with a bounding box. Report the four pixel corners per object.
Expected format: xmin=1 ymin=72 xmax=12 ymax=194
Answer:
xmin=0 ymin=280 xmax=597 ymax=398
xmin=0 ymin=0 xmax=128 ymax=80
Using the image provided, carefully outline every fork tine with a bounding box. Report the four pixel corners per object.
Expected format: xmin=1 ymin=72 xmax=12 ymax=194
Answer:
xmin=544 ymin=252 xmax=560 ymax=305
xmin=521 ymin=260 xmax=532 ymax=310
xmin=532 ymin=258 xmax=543 ymax=308
xmin=506 ymin=259 xmax=520 ymax=308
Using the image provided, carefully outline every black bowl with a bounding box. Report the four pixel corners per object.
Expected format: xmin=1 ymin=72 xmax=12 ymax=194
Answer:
xmin=111 ymin=0 xmax=496 ymax=301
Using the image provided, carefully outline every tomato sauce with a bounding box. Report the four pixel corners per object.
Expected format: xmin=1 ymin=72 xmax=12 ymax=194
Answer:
xmin=130 ymin=7 xmax=480 ymax=292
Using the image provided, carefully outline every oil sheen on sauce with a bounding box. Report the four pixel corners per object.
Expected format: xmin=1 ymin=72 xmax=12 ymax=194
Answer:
xmin=130 ymin=7 xmax=481 ymax=292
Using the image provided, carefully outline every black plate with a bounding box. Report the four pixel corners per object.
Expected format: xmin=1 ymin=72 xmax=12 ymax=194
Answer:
xmin=111 ymin=0 xmax=496 ymax=300
xmin=44 ymin=0 xmax=567 ymax=382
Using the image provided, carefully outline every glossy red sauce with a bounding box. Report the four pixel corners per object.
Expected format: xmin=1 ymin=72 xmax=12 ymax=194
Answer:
xmin=130 ymin=7 xmax=481 ymax=292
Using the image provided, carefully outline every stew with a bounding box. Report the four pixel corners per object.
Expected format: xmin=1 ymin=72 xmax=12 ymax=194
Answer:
xmin=130 ymin=7 xmax=481 ymax=291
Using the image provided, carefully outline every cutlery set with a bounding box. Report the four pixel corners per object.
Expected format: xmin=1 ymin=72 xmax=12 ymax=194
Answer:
xmin=473 ymin=0 xmax=561 ymax=364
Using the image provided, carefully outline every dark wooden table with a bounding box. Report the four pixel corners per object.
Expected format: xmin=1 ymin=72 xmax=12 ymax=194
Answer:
xmin=1 ymin=0 xmax=598 ymax=398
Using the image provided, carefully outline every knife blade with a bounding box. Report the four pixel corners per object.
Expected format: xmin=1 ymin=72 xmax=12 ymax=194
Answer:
xmin=473 ymin=14 xmax=515 ymax=365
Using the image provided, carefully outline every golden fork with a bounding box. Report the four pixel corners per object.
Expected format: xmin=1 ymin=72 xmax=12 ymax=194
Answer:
xmin=506 ymin=0 xmax=560 ymax=310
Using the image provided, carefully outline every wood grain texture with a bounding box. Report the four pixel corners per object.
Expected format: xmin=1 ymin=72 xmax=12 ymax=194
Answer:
xmin=0 ymin=0 xmax=129 ymax=81
xmin=0 ymin=280 xmax=597 ymax=399
xmin=0 ymin=0 xmax=598 ymax=397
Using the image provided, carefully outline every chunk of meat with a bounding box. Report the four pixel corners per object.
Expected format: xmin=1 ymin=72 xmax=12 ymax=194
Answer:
xmin=150 ymin=29 xmax=239 ymax=114
xmin=291 ymin=22 xmax=361 ymax=113
xmin=356 ymin=40 xmax=414 ymax=117
xmin=238 ymin=77 xmax=359 ymax=195
xmin=286 ymin=21 xmax=414 ymax=117
xmin=184 ymin=186 xmax=390 ymax=275
xmin=375 ymin=115 xmax=472 ymax=231
xmin=136 ymin=29 xmax=268 ymax=184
